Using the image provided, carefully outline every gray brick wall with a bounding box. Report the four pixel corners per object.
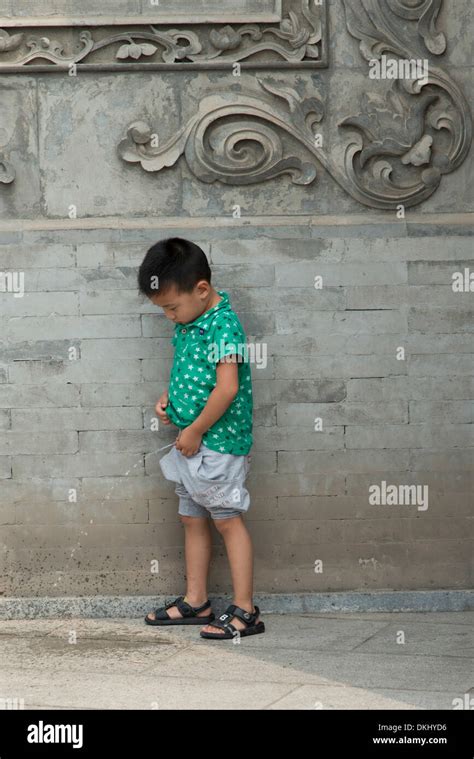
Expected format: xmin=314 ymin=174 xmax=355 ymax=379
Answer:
xmin=0 ymin=0 xmax=472 ymax=598
xmin=1 ymin=227 xmax=472 ymax=596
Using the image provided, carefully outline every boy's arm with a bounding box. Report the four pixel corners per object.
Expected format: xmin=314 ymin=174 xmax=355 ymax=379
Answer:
xmin=189 ymin=357 xmax=239 ymax=435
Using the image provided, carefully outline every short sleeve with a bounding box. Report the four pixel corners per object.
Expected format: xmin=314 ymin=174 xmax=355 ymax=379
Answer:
xmin=208 ymin=317 xmax=247 ymax=363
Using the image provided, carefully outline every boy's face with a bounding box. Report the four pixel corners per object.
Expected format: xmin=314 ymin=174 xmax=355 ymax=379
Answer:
xmin=149 ymin=281 xmax=211 ymax=325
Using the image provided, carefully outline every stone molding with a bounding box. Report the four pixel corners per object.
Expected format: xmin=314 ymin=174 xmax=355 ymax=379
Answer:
xmin=0 ymin=1 xmax=327 ymax=70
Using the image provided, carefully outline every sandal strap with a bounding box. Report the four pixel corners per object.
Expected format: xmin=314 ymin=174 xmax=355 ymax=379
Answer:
xmin=224 ymin=604 xmax=260 ymax=627
xmin=164 ymin=595 xmax=183 ymax=611
xmin=165 ymin=595 xmax=211 ymax=618
xmin=188 ymin=598 xmax=212 ymax=614
xmin=212 ymin=615 xmax=238 ymax=635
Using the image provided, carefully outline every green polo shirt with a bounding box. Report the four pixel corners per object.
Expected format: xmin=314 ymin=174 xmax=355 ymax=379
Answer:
xmin=165 ymin=290 xmax=253 ymax=455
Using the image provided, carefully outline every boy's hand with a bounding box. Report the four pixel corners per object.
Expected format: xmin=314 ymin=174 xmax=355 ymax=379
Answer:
xmin=155 ymin=390 xmax=171 ymax=425
xmin=175 ymin=425 xmax=202 ymax=457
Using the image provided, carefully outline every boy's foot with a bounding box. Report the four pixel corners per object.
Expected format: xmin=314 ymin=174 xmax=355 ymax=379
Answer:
xmin=201 ymin=605 xmax=262 ymax=635
xmin=145 ymin=597 xmax=212 ymax=623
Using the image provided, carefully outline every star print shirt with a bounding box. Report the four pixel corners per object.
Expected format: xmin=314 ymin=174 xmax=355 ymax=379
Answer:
xmin=165 ymin=290 xmax=253 ymax=455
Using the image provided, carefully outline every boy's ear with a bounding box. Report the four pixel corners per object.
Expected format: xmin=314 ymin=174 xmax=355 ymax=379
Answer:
xmin=196 ymin=280 xmax=211 ymax=297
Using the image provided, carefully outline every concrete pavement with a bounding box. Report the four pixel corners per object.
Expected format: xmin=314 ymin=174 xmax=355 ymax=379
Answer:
xmin=1 ymin=610 xmax=473 ymax=710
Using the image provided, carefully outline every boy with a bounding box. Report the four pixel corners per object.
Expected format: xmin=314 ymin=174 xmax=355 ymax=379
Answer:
xmin=138 ymin=238 xmax=264 ymax=640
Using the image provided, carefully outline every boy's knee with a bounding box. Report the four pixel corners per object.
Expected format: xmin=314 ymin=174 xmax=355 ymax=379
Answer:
xmin=213 ymin=515 xmax=241 ymax=532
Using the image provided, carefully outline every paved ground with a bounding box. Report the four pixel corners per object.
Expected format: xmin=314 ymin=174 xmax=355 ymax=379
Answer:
xmin=0 ymin=611 xmax=472 ymax=710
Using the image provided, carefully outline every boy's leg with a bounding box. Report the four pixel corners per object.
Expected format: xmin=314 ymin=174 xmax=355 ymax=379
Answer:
xmin=182 ymin=514 xmax=213 ymax=609
xmin=200 ymin=515 xmax=262 ymax=635
xmin=146 ymin=512 xmax=213 ymax=622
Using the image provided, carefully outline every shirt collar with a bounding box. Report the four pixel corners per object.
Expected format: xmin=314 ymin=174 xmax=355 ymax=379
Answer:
xmin=179 ymin=290 xmax=230 ymax=331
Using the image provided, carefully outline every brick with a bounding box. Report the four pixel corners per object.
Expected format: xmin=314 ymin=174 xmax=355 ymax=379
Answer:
xmin=8 ymin=358 xmax=142 ymax=384
xmin=14 ymin=499 xmax=149 ymax=525
xmin=81 ymin=475 xmax=162 ymax=501
xmin=21 ymin=267 xmax=138 ymax=292
xmin=1 ymin=523 xmax=183 ymax=550
xmin=80 ymin=338 xmax=171 ymax=360
xmin=408 ymin=308 xmax=473 ymax=333
xmin=248 ymin=473 xmax=345 ymax=498
xmin=0 ymin=383 xmax=80 ymax=408
xmin=0 ymin=431 xmax=78 ymax=455
xmin=79 ymin=430 xmax=160 ymax=453
xmin=341 ymin=237 xmax=473 ymax=262
xmin=75 ymin=243 xmax=115 ymax=268
xmin=278 ymin=401 xmax=408 ymax=426
xmin=0 ymin=479 xmax=81 ymax=505
xmin=346 ymin=377 xmax=473 ymax=402
xmin=278 ymin=449 xmax=410 ymax=474
xmin=345 ymin=423 xmax=474 ymax=449
xmin=406 ymin=334 xmax=474 ymax=354
xmin=278 ymin=310 xmax=407 ymax=335
xmin=254 ymin=426 xmax=344 ymax=451
xmin=0 ymin=292 xmax=78 ymax=317
xmin=410 ymin=450 xmax=474 ymax=471
xmin=254 ymin=380 xmax=346 ymax=404
xmin=408 ymin=260 xmax=474 ymax=285
xmin=0 ymin=245 xmax=75 ymax=269
xmin=276 ymin=262 xmax=407 ymax=286
xmin=12 ymin=453 xmax=145 ymax=478
xmin=79 ymin=290 xmax=155 ymax=315
xmin=11 ymin=407 xmax=143 ymax=431
xmin=0 ymin=316 xmax=141 ymax=341
xmin=211 ymin=239 xmax=336 ymax=264
xmin=408 ymin=355 xmax=474 ymax=376
xmin=0 ymin=339 xmax=81 ymax=361
xmin=212 ymin=264 xmax=274 ymax=287
xmin=275 ymin=355 xmax=407 ymax=379
xmin=409 ymin=400 xmax=474 ymax=423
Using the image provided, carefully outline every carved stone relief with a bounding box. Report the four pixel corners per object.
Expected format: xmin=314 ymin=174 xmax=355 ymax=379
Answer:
xmin=0 ymin=0 xmax=471 ymax=209
xmin=0 ymin=1 xmax=327 ymax=69
xmin=0 ymin=153 xmax=14 ymax=184
xmin=338 ymin=0 xmax=471 ymax=208
xmin=118 ymin=0 xmax=472 ymax=209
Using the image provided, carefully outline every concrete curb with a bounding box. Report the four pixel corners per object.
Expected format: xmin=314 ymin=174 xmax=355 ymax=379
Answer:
xmin=0 ymin=590 xmax=472 ymax=619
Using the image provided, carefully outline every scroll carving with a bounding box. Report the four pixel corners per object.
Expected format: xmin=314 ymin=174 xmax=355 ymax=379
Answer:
xmin=0 ymin=1 xmax=327 ymax=70
xmin=119 ymin=0 xmax=471 ymax=209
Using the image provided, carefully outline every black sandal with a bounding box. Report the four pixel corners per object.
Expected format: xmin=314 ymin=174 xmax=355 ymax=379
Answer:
xmin=145 ymin=595 xmax=215 ymax=626
xmin=199 ymin=603 xmax=265 ymax=639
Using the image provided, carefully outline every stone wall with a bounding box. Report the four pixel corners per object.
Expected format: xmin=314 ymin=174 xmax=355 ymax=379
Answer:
xmin=0 ymin=0 xmax=472 ymax=597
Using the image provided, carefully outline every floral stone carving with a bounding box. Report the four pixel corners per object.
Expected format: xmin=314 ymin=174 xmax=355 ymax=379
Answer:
xmin=119 ymin=0 xmax=471 ymax=209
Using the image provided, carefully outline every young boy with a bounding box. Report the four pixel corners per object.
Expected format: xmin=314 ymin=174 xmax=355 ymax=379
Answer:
xmin=138 ymin=238 xmax=264 ymax=640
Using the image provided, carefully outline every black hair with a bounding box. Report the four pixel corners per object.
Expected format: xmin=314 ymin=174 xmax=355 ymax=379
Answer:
xmin=137 ymin=237 xmax=211 ymax=297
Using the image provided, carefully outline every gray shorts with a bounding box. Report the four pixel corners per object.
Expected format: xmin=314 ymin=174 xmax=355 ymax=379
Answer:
xmin=159 ymin=442 xmax=251 ymax=520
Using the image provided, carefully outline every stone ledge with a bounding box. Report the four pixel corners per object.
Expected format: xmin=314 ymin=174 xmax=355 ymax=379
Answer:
xmin=1 ymin=589 xmax=473 ymax=619
xmin=0 ymin=212 xmax=472 ymax=233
